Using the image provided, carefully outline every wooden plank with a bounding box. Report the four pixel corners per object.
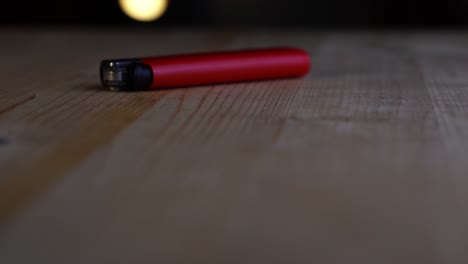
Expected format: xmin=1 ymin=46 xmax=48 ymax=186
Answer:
xmin=1 ymin=30 xmax=468 ymax=263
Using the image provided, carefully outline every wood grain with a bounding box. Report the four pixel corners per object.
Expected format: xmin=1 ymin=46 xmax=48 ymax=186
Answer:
xmin=1 ymin=29 xmax=468 ymax=263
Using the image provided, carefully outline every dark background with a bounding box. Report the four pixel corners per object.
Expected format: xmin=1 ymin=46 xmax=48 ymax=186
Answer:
xmin=1 ymin=0 xmax=468 ymax=28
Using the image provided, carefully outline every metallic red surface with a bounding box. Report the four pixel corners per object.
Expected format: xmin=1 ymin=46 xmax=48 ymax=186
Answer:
xmin=142 ymin=47 xmax=310 ymax=89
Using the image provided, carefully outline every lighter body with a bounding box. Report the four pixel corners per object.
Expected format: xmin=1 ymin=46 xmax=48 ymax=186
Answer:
xmin=100 ymin=47 xmax=311 ymax=91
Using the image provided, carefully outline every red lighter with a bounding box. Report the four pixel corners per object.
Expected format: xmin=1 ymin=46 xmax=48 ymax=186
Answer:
xmin=100 ymin=47 xmax=310 ymax=91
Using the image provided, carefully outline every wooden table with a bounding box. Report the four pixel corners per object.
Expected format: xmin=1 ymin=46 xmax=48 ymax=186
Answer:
xmin=1 ymin=29 xmax=468 ymax=263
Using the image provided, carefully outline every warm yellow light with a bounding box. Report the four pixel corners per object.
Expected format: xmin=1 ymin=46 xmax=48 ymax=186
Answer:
xmin=118 ymin=0 xmax=168 ymax=22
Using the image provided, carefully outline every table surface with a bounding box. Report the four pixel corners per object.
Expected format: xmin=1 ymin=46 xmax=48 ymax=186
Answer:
xmin=1 ymin=29 xmax=468 ymax=263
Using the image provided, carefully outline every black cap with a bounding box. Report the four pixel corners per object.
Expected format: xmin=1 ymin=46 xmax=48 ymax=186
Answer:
xmin=100 ymin=59 xmax=153 ymax=91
